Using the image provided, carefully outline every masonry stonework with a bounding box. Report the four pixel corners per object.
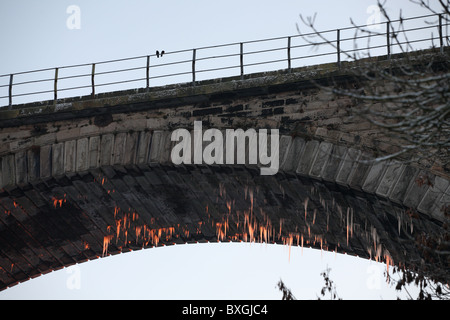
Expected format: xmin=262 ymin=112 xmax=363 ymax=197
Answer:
xmin=0 ymin=58 xmax=448 ymax=290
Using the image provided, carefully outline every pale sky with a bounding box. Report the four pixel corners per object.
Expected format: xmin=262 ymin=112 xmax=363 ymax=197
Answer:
xmin=0 ymin=0 xmax=438 ymax=300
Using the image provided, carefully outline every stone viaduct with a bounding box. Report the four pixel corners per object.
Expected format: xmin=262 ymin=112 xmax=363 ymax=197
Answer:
xmin=0 ymin=52 xmax=448 ymax=291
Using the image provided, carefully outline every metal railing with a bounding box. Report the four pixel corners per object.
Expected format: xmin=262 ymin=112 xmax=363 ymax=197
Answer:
xmin=0 ymin=13 xmax=448 ymax=108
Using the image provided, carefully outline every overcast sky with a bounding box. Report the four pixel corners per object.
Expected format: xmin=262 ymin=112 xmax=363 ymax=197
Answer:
xmin=0 ymin=0 xmax=438 ymax=300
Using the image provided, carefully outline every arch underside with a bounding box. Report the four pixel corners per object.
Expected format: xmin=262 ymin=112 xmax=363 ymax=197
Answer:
xmin=0 ymin=163 xmax=446 ymax=291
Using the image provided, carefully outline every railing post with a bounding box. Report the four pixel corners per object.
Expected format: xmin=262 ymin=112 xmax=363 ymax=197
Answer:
xmin=287 ymin=36 xmax=291 ymax=72
xmin=337 ymin=29 xmax=341 ymax=69
xmin=8 ymin=74 xmax=13 ymax=109
xmin=240 ymin=42 xmax=244 ymax=80
xmin=91 ymin=63 xmax=96 ymax=97
xmin=146 ymin=55 xmax=150 ymax=89
xmin=54 ymin=67 xmax=59 ymax=101
xmin=386 ymin=21 xmax=391 ymax=59
xmin=439 ymin=14 xmax=443 ymax=53
xmin=192 ymin=49 xmax=196 ymax=85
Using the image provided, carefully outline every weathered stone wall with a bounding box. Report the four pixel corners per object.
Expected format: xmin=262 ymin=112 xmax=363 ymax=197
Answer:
xmin=0 ymin=64 xmax=448 ymax=221
xmin=0 ymin=55 xmax=448 ymax=291
xmin=0 ymin=76 xmax=404 ymax=160
xmin=0 ymin=128 xmax=448 ymax=222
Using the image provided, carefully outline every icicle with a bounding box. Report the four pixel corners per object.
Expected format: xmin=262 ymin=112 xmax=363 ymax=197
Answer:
xmin=249 ymin=188 xmax=254 ymax=216
xmin=304 ymin=198 xmax=309 ymax=221
xmin=346 ymin=208 xmax=350 ymax=245
xmin=410 ymin=217 xmax=414 ymax=234
xmin=350 ymin=208 xmax=353 ymax=238
xmin=301 ymin=234 xmax=304 ymax=255
xmin=326 ymin=211 xmax=329 ymax=232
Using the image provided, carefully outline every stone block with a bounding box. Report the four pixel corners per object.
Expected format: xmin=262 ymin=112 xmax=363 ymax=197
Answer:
xmin=309 ymin=141 xmax=333 ymax=178
xmin=76 ymin=138 xmax=89 ymax=172
xmin=429 ymin=184 xmax=449 ymax=221
xmin=1 ymin=154 xmax=15 ymax=187
xmin=0 ymin=144 xmax=10 ymax=158
xmin=9 ymin=138 xmax=33 ymax=154
xmin=389 ymin=165 xmax=419 ymax=204
xmin=99 ymin=134 xmax=114 ymax=166
xmin=418 ymin=176 xmax=450 ymax=217
xmin=403 ymin=170 xmax=432 ymax=209
xmin=40 ymin=145 xmax=52 ymax=178
xmin=321 ymin=144 xmax=347 ymax=182
xmin=149 ymin=131 xmax=165 ymax=163
xmin=112 ymin=132 xmax=126 ymax=165
xmin=136 ymin=131 xmax=152 ymax=165
xmin=27 ymin=149 xmax=40 ymax=182
xmin=14 ymin=150 xmax=28 ymax=184
xmin=88 ymin=136 xmax=100 ymax=168
xmin=314 ymin=127 xmax=328 ymax=138
xmin=160 ymin=131 xmax=174 ymax=164
xmin=278 ymin=136 xmax=292 ymax=168
xmin=339 ymin=121 xmax=372 ymax=132
xmin=335 ymin=148 xmax=360 ymax=186
xmin=123 ymin=131 xmax=139 ymax=165
xmin=280 ymin=137 xmax=305 ymax=172
xmin=114 ymin=118 xmax=147 ymax=132
xmin=79 ymin=124 xmax=100 ymax=137
xmin=34 ymin=132 xmax=56 ymax=146
xmin=375 ymin=161 xmax=404 ymax=198
xmin=347 ymin=153 xmax=372 ymax=190
xmin=52 ymin=142 xmax=65 ymax=176
xmin=56 ymin=127 xmax=80 ymax=142
xmin=64 ymin=140 xmax=77 ymax=173
xmin=296 ymin=140 xmax=320 ymax=176
xmin=339 ymin=132 xmax=356 ymax=144
xmin=362 ymin=160 xmax=387 ymax=194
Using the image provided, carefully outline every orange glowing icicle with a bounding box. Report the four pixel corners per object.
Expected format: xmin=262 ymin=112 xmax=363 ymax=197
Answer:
xmin=52 ymin=196 xmax=66 ymax=208
xmin=135 ymin=226 xmax=142 ymax=243
xmin=385 ymin=254 xmax=393 ymax=281
xmin=216 ymin=220 xmax=229 ymax=241
xmin=346 ymin=208 xmax=350 ymax=246
xmin=249 ymin=188 xmax=254 ymax=215
xmin=102 ymin=235 xmax=114 ymax=257
xmin=304 ymin=198 xmax=309 ymax=221
xmin=283 ymin=234 xmax=294 ymax=262
xmin=301 ymin=235 xmax=304 ymax=255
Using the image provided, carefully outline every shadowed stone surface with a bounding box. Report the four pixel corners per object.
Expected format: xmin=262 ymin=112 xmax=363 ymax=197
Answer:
xmin=0 ymin=163 xmax=445 ymax=290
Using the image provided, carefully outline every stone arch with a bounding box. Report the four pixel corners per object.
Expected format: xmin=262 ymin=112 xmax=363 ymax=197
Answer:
xmin=0 ymin=130 xmax=448 ymax=290
xmin=0 ymin=59 xmax=448 ymax=290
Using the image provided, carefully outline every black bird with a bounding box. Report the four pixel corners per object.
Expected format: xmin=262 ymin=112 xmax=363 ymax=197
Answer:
xmin=156 ymin=50 xmax=160 ymax=58
xmin=160 ymin=50 xmax=165 ymax=57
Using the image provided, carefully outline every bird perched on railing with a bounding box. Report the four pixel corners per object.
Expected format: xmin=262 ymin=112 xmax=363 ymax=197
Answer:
xmin=156 ymin=50 xmax=165 ymax=58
